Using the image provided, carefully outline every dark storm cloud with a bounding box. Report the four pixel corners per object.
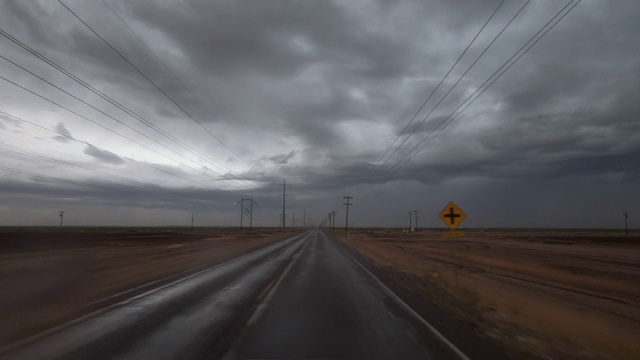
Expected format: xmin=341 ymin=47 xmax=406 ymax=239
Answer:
xmin=0 ymin=177 xmax=237 ymax=211
xmin=126 ymin=0 xmax=410 ymax=80
xmin=115 ymin=0 xmax=416 ymax=131
xmin=1 ymin=0 xmax=640 ymax=227
xmin=0 ymin=2 xmax=56 ymax=50
xmin=268 ymin=151 xmax=297 ymax=165
xmin=53 ymin=123 xmax=72 ymax=143
xmin=83 ymin=144 xmax=124 ymax=165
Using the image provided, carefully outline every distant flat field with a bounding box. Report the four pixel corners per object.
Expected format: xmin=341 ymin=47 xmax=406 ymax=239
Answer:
xmin=338 ymin=229 xmax=640 ymax=360
xmin=0 ymin=228 xmax=300 ymax=347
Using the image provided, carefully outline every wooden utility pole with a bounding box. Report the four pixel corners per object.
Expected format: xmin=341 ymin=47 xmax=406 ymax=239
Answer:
xmin=409 ymin=211 xmax=413 ymax=232
xmin=239 ymin=199 xmax=245 ymax=229
xmin=59 ymin=210 xmax=64 ymax=228
xmin=282 ymin=179 xmax=286 ymax=228
xmin=250 ymin=200 xmax=254 ymax=230
xmin=624 ymin=212 xmax=629 ymax=235
xmin=343 ymin=196 xmax=353 ymax=235
xmin=332 ymin=210 xmax=336 ymax=231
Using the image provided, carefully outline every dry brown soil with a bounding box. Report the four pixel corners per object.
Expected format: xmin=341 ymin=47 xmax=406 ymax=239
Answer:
xmin=337 ymin=229 xmax=640 ymax=360
xmin=0 ymin=228 xmax=301 ymax=347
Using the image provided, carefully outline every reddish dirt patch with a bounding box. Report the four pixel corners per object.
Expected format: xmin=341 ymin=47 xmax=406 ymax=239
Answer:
xmin=0 ymin=228 xmax=301 ymax=347
xmin=337 ymin=230 xmax=640 ymax=360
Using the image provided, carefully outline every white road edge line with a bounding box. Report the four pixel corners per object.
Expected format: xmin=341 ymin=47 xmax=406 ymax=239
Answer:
xmin=344 ymin=248 xmax=472 ymax=360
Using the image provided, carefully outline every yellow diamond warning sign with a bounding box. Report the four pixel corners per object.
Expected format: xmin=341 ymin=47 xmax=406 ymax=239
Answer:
xmin=439 ymin=202 xmax=466 ymax=230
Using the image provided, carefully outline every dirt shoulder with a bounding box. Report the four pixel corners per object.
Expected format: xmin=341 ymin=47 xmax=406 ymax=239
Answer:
xmin=335 ymin=229 xmax=640 ymax=360
xmin=0 ymin=228 xmax=303 ymax=347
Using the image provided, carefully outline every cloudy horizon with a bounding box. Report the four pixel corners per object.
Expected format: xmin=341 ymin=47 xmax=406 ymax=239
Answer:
xmin=1 ymin=0 xmax=638 ymax=229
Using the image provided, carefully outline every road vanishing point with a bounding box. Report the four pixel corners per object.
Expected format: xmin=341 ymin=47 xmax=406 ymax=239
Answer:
xmin=2 ymin=230 xmax=506 ymax=360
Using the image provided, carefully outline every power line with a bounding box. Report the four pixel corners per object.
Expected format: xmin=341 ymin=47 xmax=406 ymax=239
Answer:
xmin=0 ymin=56 xmax=260 ymax=194
xmin=374 ymin=0 xmax=531 ymax=176
xmin=58 ymin=0 xmax=276 ymax=185
xmin=0 ymin=164 xmax=235 ymax=207
xmin=0 ymin=76 xmax=251 ymax=194
xmin=368 ymin=0 xmax=507 ymax=176
xmin=0 ymin=28 xmax=262 ymax=192
xmin=0 ymin=143 xmax=151 ymax=188
xmin=98 ymin=0 xmax=262 ymax=185
xmin=0 ymin=140 xmax=241 ymax=207
xmin=392 ymin=0 xmax=582 ymax=172
xmin=0 ymin=109 xmax=259 ymax=196
xmin=100 ymin=0 xmax=196 ymax=108
xmin=0 ymin=165 xmax=128 ymax=192
xmin=0 ymin=128 xmax=250 ymax=206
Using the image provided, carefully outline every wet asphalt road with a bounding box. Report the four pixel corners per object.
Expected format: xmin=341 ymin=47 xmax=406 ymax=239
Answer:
xmin=4 ymin=230 xmax=470 ymax=360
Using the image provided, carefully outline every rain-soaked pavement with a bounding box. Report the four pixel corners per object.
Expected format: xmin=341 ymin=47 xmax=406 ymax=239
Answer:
xmin=4 ymin=230 xmax=476 ymax=360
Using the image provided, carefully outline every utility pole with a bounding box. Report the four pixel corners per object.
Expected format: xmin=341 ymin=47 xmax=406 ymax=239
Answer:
xmin=282 ymin=179 xmax=286 ymax=229
xmin=59 ymin=210 xmax=64 ymax=228
xmin=624 ymin=212 xmax=629 ymax=235
xmin=414 ymin=210 xmax=419 ymax=231
xmin=250 ymin=200 xmax=254 ymax=230
xmin=343 ymin=196 xmax=353 ymax=235
xmin=239 ymin=199 xmax=244 ymax=229
xmin=409 ymin=211 xmax=413 ymax=232
xmin=332 ymin=210 xmax=336 ymax=231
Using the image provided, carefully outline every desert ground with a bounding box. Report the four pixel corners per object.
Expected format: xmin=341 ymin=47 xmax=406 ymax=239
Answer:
xmin=0 ymin=227 xmax=300 ymax=347
xmin=337 ymin=229 xmax=640 ymax=360
xmin=2 ymin=227 xmax=638 ymax=359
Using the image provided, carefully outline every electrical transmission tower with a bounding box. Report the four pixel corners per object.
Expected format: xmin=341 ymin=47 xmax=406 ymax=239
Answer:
xmin=238 ymin=198 xmax=256 ymax=230
xmin=343 ymin=197 xmax=353 ymax=235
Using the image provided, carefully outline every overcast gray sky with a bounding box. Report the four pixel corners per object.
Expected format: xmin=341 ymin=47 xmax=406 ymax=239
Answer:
xmin=0 ymin=0 xmax=638 ymax=228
